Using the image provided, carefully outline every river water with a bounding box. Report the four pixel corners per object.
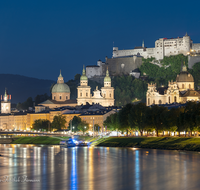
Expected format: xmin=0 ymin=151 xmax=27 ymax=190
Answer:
xmin=0 ymin=144 xmax=200 ymax=190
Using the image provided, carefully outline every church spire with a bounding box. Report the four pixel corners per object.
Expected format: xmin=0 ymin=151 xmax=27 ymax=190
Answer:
xmin=57 ymin=70 xmax=64 ymax=83
xmin=82 ymin=65 xmax=86 ymax=76
xmin=142 ymin=40 xmax=144 ymax=48
xmin=104 ymin=67 xmax=111 ymax=86
xmin=59 ymin=69 xmax=62 ymax=77
xmin=182 ymin=62 xmax=187 ymax=72
xmin=3 ymin=88 xmax=8 ymax=102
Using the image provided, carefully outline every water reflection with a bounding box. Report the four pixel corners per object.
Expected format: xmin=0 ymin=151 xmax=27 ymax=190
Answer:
xmin=135 ymin=150 xmax=140 ymax=190
xmin=1 ymin=144 xmax=200 ymax=190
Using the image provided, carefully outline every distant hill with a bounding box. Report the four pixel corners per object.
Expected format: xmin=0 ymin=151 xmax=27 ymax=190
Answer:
xmin=0 ymin=74 xmax=54 ymax=103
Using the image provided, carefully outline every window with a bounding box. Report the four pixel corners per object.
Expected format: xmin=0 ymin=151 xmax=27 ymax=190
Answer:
xmin=159 ymin=100 xmax=162 ymax=104
xmin=153 ymin=100 xmax=155 ymax=104
xmin=66 ymin=96 xmax=68 ymax=100
xmin=86 ymin=93 xmax=88 ymax=97
xmin=54 ymin=96 xmax=56 ymax=100
xmin=174 ymin=96 xmax=177 ymax=102
xmin=169 ymin=96 xmax=170 ymax=104
xmin=182 ymin=84 xmax=184 ymax=89
xmin=148 ymin=98 xmax=150 ymax=105
xmin=110 ymin=94 xmax=111 ymax=98
xmin=189 ymin=84 xmax=191 ymax=89
xmin=80 ymin=93 xmax=82 ymax=97
xmin=60 ymin=96 xmax=62 ymax=100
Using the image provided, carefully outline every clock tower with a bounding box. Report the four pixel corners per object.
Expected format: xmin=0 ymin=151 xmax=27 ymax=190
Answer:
xmin=1 ymin=89 xmax=11 ymax=114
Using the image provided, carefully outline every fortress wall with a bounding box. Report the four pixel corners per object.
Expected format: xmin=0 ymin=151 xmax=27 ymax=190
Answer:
xmin=113 ymin=49 xmax=137 ymax=57
xmin=192 ymin=43 xmax=200 ymax=53
xmin=188 ymin=55 xmax=200 ymax=69
xmin=105 ymin=56 xmax=142 ymax=76
xmin=86 ymin=66 xmax=101 ymax=78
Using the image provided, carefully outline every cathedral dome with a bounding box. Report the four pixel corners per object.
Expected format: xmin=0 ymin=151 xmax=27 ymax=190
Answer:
xmin=52 ymin=83 xmax=70 ymax=93
xmin=176 ymin=65 xmax=194 ymax=82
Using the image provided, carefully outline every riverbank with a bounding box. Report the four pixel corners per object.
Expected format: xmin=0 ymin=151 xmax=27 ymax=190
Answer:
xmin=95 ymin=137 xmax=200 ymax=151
xmin=11 ymin=136 xmax=62 ymax=145
xmin=11 ymin=136 xmax=97 ymax=145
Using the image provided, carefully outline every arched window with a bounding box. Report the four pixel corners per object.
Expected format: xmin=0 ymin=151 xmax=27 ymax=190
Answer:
xmin=189 ymin=84 xmax=191 ymax=89
xmin=182 ymin=84 xmax=184 ymax=89
xmin=174 ymin=96 xmax=177 ymax=102
xmin=153 ymin=100 xmax=155 ymax=104
xmin=159 ymin=100 xmax=162 ymax=104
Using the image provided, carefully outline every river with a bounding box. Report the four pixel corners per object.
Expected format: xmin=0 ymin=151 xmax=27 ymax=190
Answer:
xmin=0 ymin=144 xmax=200 ymax=190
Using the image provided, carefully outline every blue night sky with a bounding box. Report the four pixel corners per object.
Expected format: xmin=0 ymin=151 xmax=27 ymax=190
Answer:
xmin=0 ymin=0 xmax=199 ymax=81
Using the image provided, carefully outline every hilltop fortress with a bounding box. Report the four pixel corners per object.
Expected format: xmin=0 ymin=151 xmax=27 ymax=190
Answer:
xmin=86 ymin=33 xmax=200 ymax=80
xmin=113 ymin=33 xmax=200 ymax=60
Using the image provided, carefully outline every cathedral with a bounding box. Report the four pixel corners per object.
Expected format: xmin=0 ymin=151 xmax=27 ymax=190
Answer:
xmin=77 ymin=66 xmax=115 ymax=106
xmin=146 ymin=64 xmax=200 ymax=106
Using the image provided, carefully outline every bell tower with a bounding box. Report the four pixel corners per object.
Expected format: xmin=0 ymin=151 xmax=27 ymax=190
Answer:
xmin=101 ymin=68 xmax=114 ymax=106
xmin=1 ymin=89 xmax=11 ymax=114
xmin=77 ymin=65 xmax=91 ymax=105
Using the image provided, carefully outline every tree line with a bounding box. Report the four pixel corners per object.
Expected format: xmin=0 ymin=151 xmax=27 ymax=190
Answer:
xmin=103 ymin=102 xmax=200 ymax=137
xmin=32 ymin=115 xmax=93 ymax=135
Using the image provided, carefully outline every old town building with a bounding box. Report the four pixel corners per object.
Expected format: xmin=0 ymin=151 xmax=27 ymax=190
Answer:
xmin=146 ymin=65 xmax=200 ymax=106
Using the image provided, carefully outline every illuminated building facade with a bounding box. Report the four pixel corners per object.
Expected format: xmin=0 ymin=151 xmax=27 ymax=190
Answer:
xmin=146 ymin=65 xmax=200 ymax=106
xmin=77 ymin=66 xmax=114 ymax=106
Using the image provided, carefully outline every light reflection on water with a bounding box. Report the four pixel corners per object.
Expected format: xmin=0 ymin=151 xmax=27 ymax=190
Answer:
xmin=0 ymin=144 xmax=200 ymax=190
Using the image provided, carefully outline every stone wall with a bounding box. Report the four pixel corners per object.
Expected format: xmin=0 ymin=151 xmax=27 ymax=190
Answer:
xmin=104 ymin=56 xmax=142 ymax=76
xmin=188 ymin=55 xmax=200 ymax=69
xmin=0 ymin=138 xmax=14 ymax=144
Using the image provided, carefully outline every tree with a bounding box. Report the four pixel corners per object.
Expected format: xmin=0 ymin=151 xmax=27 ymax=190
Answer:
xmin=78 ymin=121 xmax=89 ymax=135
xmin=32 ymin=119 xmax=50 ymax=131
xmin=70 ymin=116 xmax=82 ymax=132
xmin=16 ymin=97 xmax=33 ymax=110
xmin=147 ymin=105 xmax=168 ymax=136
xmin=103 ymin=112 xmax=119 ymax=132
xmin=129 ymin=103 xmax=149 ymax=136
xmin=34 ymin=93 xmax=50 ymax=105
xmin=74 ymin=74 xmax=81 ymax=81
xmin=51 ymin=114 xmax=67 ymax=130
xmin=118 ymin=103 xmax=134 ymax=135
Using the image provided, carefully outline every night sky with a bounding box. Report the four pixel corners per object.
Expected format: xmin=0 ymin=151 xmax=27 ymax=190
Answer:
xmin=0 ymin=0 xmax=200 ymax=81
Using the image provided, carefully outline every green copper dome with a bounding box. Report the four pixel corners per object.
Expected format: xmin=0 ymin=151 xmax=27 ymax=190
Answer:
xmin=104 ymin=68 xmax=111 ymax=82
xmin=52 ymin=83 xmax=70 ymax=93
xmin=80 ymin=65 xmax=88 ymax=81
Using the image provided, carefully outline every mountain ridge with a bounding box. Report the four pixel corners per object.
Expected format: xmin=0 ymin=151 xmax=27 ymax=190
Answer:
xmin=0 ymin=74 xmax=55 ymax=103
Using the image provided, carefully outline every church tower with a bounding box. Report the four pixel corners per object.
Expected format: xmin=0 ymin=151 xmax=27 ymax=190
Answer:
xmin=1 ymin=89 xmax=11 ymax=114
xmin=77 ymin=65 xmax=91 ymax=105
xmin=101 ymin=68 xmax=114 ymax=106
